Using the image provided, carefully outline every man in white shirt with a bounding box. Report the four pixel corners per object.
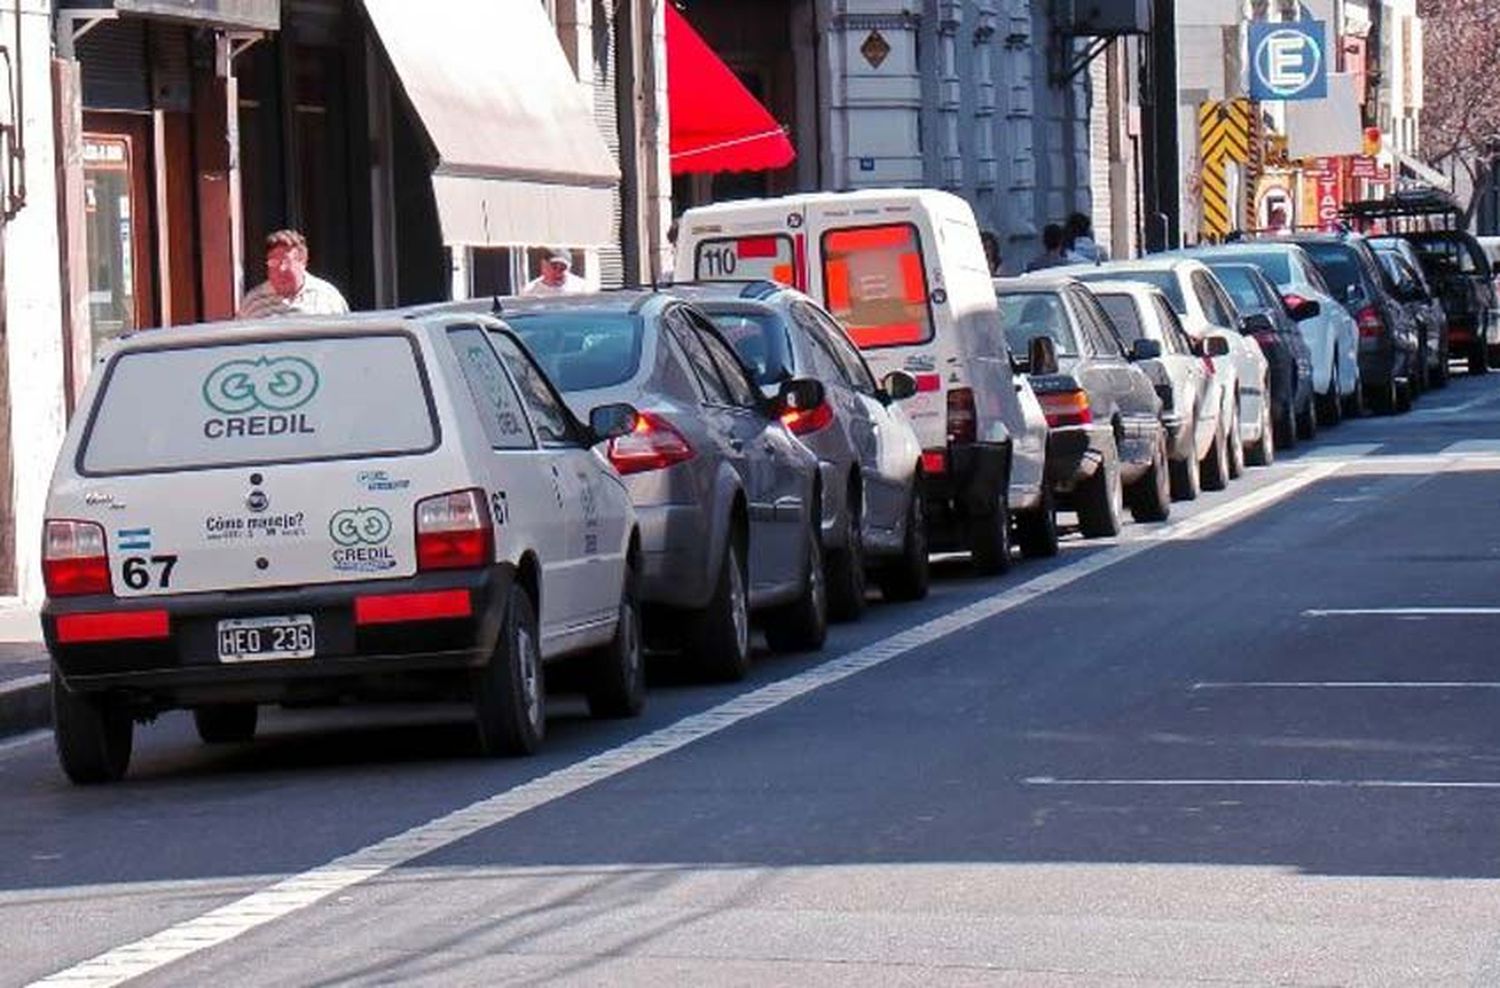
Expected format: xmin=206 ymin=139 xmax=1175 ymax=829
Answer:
xmin=238 ymin=229 xmax=350 ymax=319
xmin=522 ymin=250 xmax=589 ymax=296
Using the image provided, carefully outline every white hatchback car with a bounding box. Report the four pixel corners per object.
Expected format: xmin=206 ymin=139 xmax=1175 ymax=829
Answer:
xmin=42 ymin=312 xmax=644 ymax=783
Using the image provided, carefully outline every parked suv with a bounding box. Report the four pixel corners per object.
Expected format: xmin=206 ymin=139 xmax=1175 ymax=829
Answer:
xmin=997 ymin=277 xmax=1170 ymax=535
xmin=1401 ymin=230 xmax=1500 ymax=375
xmin=671 ymin=281 xmax=932 ymax=613
xmin=1370 ymin=237 xmax=1449 ymax=389
xmin=43 ymin=312 xmax=647 ymax=782
xmin=492 ymin=291 xmax=829 ymax=682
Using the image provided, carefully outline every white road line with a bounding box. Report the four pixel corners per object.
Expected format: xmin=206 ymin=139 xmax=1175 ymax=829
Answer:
xmin=1295 ymin=443 xmax=1382 ymax=460
xmin=1192 ymin=681 xmax=1500 ymax=691
xmin=1411 ymin=392 xmax=1500 ymax=418
xmin=1024 ymin=777 xmax=1500 ymax=790
xmin=1303 ymin=607 xmax=1500 ymax=617
xmin=0 ymin=672 xmax=48 ymax=696
xmin=0 ymin=728 xmax=49 ymax=758
xmin=25 ymin=460 xmax=1348 ymax=988
xmin=1440 ymin=439 xmax=1500 ymax=455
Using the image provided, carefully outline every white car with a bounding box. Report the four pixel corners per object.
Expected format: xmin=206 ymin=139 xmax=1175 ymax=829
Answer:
xmin=1184 ymin=242 xmax=1363 ymax=421
xmin=1073 ymin=258 xmax=1271 ymax=483
xmin=41 ymin=312 xmax=644 ymax=783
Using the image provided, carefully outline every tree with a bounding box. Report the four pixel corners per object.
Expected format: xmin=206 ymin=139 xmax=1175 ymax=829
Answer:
xmin=1418 ymin=0 xmax=1500 ymax=214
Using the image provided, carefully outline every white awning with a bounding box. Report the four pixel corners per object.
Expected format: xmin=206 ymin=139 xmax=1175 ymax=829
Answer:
xmin=1396 ymin=152 xmax=1453 ymax=192
xmin=361 ymin=0 xmax=620 ymax=247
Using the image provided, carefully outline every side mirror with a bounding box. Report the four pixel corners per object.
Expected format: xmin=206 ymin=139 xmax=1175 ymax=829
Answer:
xmin=1240 ymin=312 xmax=1275 ymax=335
xmin=1130 ymin=338 xmax=1163 ymax=361
xmin=777 ymin=377 xmax=826 ymax=413
xmin=1027 ymin=334 xmax=1059 ymax=376
xmin=881 ymin=370 xmax=918 ymax=402
xmin=1284 ymin=296 xmax=1321 ymax=321
xmin=1203 ymin=336 xmax=1231 ymax=358
xmin=588 ymin=402 xmax=638 ymax=443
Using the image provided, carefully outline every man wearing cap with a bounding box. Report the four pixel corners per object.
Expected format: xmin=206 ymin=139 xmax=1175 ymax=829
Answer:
xmin=522 ymin=250 xmax=588 ymax=296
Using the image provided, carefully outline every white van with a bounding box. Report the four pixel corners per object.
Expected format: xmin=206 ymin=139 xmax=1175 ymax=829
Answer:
xmin=676 ymin=190 xmax=1054 ymax=570
xmin=42 ymin=312 xmax=644 ymax=783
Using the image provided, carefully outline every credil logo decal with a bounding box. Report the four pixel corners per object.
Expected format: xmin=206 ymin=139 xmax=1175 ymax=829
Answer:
xmin=329 ymin=507 xmax=393 ymax=546
xmin=203 ymin=356 xmax=321 ymax=414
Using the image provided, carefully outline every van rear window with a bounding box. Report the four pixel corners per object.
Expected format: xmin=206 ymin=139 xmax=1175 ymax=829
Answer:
xmin=821 ymin=224 xmax=935 ymax=349
xmin=79 ymin=333 xmax=438 ymax=475
xmin=694 ymin=235 xmax=795 ymax=285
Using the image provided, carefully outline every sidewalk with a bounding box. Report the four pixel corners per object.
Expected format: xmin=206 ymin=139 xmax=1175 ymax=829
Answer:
xmin=0 ymin=600 xmax=49 ymax=738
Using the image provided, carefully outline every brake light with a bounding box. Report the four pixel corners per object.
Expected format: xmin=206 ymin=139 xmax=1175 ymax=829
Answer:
xmin=415 ymin=490 xmax=493 ymax=572
xmin=1357 ymin=305 xmax=1384 ymax=338
xmin=1037 ymin=389 xmax=1093 ymax=428
xmin=921 ymin=450 xmax=947 ymax=475
xmin=781 ymin=401 xmax=835 ymax=436
xmin=55 ymin=609 xmax=169 ymax=644
xmin=355 ymin=589 xmax=472 ymax=626
xmin=608 ymin=412 xmax=695 ymax=475
xmin=1283 ymin=293 xmax=1308 ymax=310
xmin=946 ymin=388 xmax=977 ymax=445
xmin=43 ymin=520 xmax=111 ymax=597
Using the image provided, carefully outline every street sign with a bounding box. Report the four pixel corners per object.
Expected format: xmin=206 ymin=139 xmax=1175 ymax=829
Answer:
xmin=1250 ymin=20 xmax=1328 ymax=101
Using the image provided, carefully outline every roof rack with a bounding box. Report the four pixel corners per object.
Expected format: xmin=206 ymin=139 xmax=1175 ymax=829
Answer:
xmin=1339 ymin=187 xmax=1461 ymax=232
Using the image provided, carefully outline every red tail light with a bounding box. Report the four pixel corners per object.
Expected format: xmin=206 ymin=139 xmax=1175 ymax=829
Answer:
xmin=416 ymin=490 xmax=493 ymax=572
xmin=55 ymin=610 xmax=169 ymax=644
xmin=1283 ymin=293 xmax=1308 ymax=310
xmin=607 ymin=412 xmax=695 ymax=475
xmin=1357 ymin=305 xmax=1384 ymax=339
xmin=946 ymin=388 xmax=977 ymax=445
xmin=43 ymin=520 xmax=111 ymax=597
xmin=1037 ymin=389 xmax=1093 ymax=428
xmin=355 ymin=589 xmax=472 ymax=626
xmin=781 ymin=401 xmax=835 ymax=436
xmin=921 ymin=450 xmax=947 ymax=475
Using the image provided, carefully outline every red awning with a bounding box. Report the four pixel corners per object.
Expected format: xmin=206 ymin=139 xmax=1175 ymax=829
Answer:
xmin=667 ymin=6 xmax=795 ymax=176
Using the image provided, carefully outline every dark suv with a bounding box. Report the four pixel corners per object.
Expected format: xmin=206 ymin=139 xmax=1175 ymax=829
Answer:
xmin=1401 ymin=231 xmax=1499 ymax=375
xmin=1278 ymin=233 xmax=1420 ymax=414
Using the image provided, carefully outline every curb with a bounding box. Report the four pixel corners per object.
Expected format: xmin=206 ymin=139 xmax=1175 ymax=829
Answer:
xmin=0 ymin=674 xmax=50 ymax=739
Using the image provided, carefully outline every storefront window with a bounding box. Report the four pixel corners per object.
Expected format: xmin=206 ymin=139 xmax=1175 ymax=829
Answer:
xmin=83 ymin=136 xmax=139 ymax=350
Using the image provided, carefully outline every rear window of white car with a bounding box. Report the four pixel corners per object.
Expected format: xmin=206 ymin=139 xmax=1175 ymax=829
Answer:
xmin=79 ymin=333 xmax=438 ymax=475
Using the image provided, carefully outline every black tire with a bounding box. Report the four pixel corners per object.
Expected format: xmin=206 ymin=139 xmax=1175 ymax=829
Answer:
xmin=1395 ymin=379 xmax=1413 ymax=413
xmin=968 ymin=492 xmax=1013 ymax=575
xmin=1317 ymin=359 xmax=1343 ymax=426
xmin=1200 ymin=418 xmax=1230 ymax=492
xmin=585 ymin=564 xmax=645 ymax=719
xmin=1295 ymin=391 xmax=1318 ymax=441
xmin=1470 ymin=344 xmax=1489 ymax=375
xmin=1342 ymin=374 xmax=1366 ymax=417
xmin=52 ymin=670 xmax=132 ymax=785
xmin=1366 ymin=379 xmax=1397 ymax=415
xmin=1432 ymin=344 xmax=1451 ymax=388
xmin=879 ymin=486 xmax=931 ymax=601
xmin=1487 ymin=344 xmax=1500 ymax=369
xmin=1076 ymin=442 xmax=1124 ymax=537
xmin=1411 ymin=342 xmax=1428 ymax=397
xmin=1015 ymin=481 xmax=1060 ymax=559
xmin=193 ymin=704 xmax=258 ymax=744
xmin=691 ymin=536 xmax=752 ymax=682
xmin=825 ymin=497 xmax=867 ymax=623
xmin=764 ymin=522 xmax=828 ymax=653
xmin=1272 ymin=404 xmax=1296 ymax=452
xmin=473 ymin=582 xmax=545 ymax=757
xmin=1126 ymin=431 xmax=1171 ymax=523
xmin=1247 ymin=398 xmax=1276 ymax=467
xmin=1169 ymin=444 xmax=1201 ymax=502
xmin=1226 ymin=405 xmax=1245 ymax=480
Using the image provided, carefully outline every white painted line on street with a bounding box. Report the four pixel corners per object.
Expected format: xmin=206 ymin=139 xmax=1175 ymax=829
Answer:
xmin=0 ymin=672 xmax=48 ymax=696
xmin=1025 ymin=777 xmax=1500 ymax=790
xmin=1193 ymin=681 xmax=1500 ymax=691
xmin=25 ymin=459 xmax=1349 ymax=988
xmin=1411 ymin=392 xmax=1500 ymax=417
xmin=1441 ymin=439 xmax=1500 ymax=455
xmin=0 ymin=728 xmax=49 ymax=758
xmin=1303 ymin=607 xmax=1500 ymax=617
xmin=1295 ymin=443 xmax=1382 ymax=460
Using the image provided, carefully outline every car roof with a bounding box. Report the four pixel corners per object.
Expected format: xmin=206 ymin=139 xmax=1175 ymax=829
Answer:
xmin=665 ymin=280 xmax=805 ymax=306
xmin=102 ymin=310 xmax=447 ymax=354
xmin=1178 ymin=241 xmax=1310 ymax=257
xmin=1076 ymin=279 xmax=1162 ymax=296
xmin=993 ymin=275 xmax=1078 ymax=293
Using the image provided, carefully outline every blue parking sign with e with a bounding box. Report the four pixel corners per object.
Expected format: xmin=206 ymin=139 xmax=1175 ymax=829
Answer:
xmin=1249 ymin=20 xmax=1327 ymax=101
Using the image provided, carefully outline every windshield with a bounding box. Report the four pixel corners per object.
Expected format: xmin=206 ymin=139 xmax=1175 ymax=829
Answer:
xmin=1074 ymin=269 xmax=1187 ymax=313
xmin=504 ymin=312 xmax=645 ymax=392
xmin=1220 ymin=252 xmax=1292 ymax=286
xmin=1206 ymin=265 xmax=1266 ymax=312
xmin=1408 ymin=234 xmax=1490 ymax=277
xmin=998 ymin=293 xmax=1078 ymax=357
xmin=1299 ymin=243 xmax=1365 ymax=300
xmin=699 ymin=308 xmax=795 ymax=386
xmin=1093 ymin=294 xmax=1145 ymax=345
xmin=81 ymin=333 xmax=437 ymax=476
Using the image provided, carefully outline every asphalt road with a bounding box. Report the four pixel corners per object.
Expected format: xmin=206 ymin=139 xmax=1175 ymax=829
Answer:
xmin=7 ymin=374 xmax=1500 ymax=986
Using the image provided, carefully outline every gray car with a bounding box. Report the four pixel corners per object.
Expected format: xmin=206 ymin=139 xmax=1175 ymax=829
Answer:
xmin=496 ymin=291 xmax=828 ymax=682
xmin=672 ymin=282 xmax=930 ymax=618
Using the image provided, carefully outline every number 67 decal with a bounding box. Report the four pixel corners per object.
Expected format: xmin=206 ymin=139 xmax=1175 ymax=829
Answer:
xmin=121 ymin=555 xmax=178 ymax=590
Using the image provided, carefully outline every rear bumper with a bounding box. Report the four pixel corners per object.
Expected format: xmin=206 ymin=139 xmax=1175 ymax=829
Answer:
xmin=920 ymin=441 xmax=1010 ymax=549
xmin=1045 ymin=424 xmax=1112 ymax=490
xmin=43 ymin=565 xmax=514 ymax=702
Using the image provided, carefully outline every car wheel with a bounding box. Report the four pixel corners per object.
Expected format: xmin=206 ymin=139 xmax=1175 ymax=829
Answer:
xmin=1342 ymin=371 xmax=1366 ymax=417
xmin=1296 ymin=389 xmax=1318 ymax=440
xmin=1126 ymin=431 xmax=1171 ymax=522
xmin=691 ymin=536 xmax=752 ymax=681
xmin=1432 ymin=343 xmax=1451 ymax=388
xmin=879 ymin=486 xmax=931 ymax=601
xmin=1487 ymin=344 xmax=1500 ymax=369
xmin=1366 ymin=379 xmax=1397 ymax=415
xmin=1168 ymin=440 xmax=1201 ymax=502
xmin=193 ymin=704 xmax=258 ymax=744
xmin=968 ymin=489 xmax=1014 ymax=575
xmin=1469 ymin=344 xmax=1489 ymax=375
xmin=1076 ymin=441 xmax=1124 ymax=537
xmin=585 ymin=562 xmax=645 ymax=719
xmin=473 ymin=582 xmax=544 ymax=757
xmin=52 ymin=669 xmax=132 ymax=785
xmin=1226 ymin=405 xmax=1245 ymax=480
xmin=1015 ymin=479 xmax=1060 ymax=559
xmin=1395 ymin=378 xmax=1413 ymax=414
xmin=825 ymin=499 xmax=867 ymax=623
xmin=1247 ymin=399 xmax=1276 ymax=467
xmin=1200 ymin=418 xmax=1230 ymax=492
xmin=1272 ymin=402 xmax=1296 ymax=451
xmin=1317 ymin=359 xmax=1343 ymax=425
xmin=764 ymin=521 xmax=828 ymax=653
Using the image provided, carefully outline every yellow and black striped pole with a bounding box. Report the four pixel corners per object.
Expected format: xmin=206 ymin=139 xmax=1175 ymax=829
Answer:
xmin=1198 ymin=98 xmax=1253 ymax=241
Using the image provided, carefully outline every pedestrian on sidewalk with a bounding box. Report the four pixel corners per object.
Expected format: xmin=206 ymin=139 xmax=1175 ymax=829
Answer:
xmin=238 ymin=229 xmax=350 ymax=319
xmin=522 ymin=250 xmax=589 ymax=296
xmin=1063 ymin=212 xmax=1107 ymax=264
xmin=1026 ymin=224 xmax=1071 ymax=273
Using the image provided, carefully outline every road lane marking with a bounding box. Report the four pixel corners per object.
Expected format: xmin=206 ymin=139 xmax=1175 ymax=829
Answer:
xmin=26 ymin=459 xmax=1349 ymax=988
xmin=1024 ymin=777 xmax=1500 ymax=790
xmin=1303 ymin=607 xmax=1500 ymax=617
xmin=1441 ymin=439 xmax=1500 ymax=454
xmin=1193 ymin=681 xmax=1500 ymax=690
xmin=0 ymin=728 xmax=49 ymax=758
